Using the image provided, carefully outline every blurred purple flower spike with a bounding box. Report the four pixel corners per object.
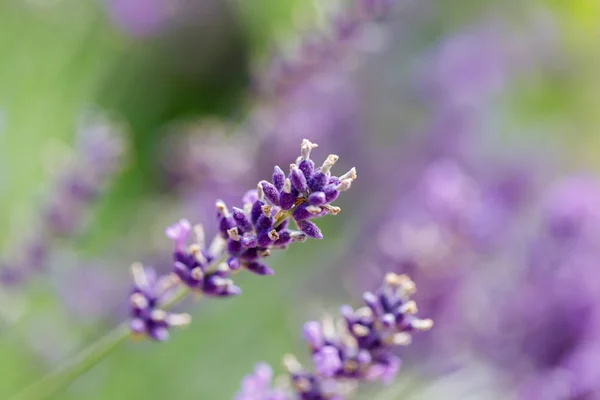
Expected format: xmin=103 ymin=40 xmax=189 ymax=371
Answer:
xmin=234 ymin=273 xmax=432 ymax=399
xmin=1 ymin=113 xmax=126 ymax=286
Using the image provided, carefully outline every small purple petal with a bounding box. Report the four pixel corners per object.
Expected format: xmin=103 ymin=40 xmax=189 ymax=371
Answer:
xmin=297 ymin=220 xmax=323 ymax=239
xmin=227 ymin=239 xmax=243 ymax=256
xmin=279 ymin=191 xmax=296 ymax=211
xmin=130 ymin=318 xmax=146 ymax=334
xmin=257 ymin=230 xmax=275 ymax=247
xmin=272 ymin=166 xmax=286 ymax=191
xmin=251 ymin=200 xmax=265 ymax=225
xmin=165 ymin=219 xmax=191 ymax=250
xmin=292 ymin=204 xmax=318 ymax=221
xmin=243 ymin=189 xmax=259 ymax=205
xmin=313 ymin=346 xmax=342 ymax=378
xmin=149 ymin=326 xmax=169 ymax=342
xmin=302 ymin=321 xmax=323 ymax=348
xmin=227 ymin=256 xmax=241 ymax=271
xmin=218 ymin=216 xmax=236 ymax=238
xmin=241 ymin=233 xmax=258 ymax=248
xmin=308 ymin=192 xmax=327 ymax=206
xmin=273 ymin=230 xmax=292 ymax=247
xmin=256 ymin=215 xmax=273 ymax=232
xmin=245 ymin=261 xmax=275 ymax=276
xmin=232 ymin=207 xmax=253 ymax=233
xmin=323 ymin=185 xmax=340 ymax=203
xmin=260 ymin=181 xmax=281 ymax=206
xmin=299 ymin=159 xmax=315 ymax=179
xmin=309 ymin=172 xmax=328 ymax=192
xmin=290 ymin=167 xmax=309 ymax=193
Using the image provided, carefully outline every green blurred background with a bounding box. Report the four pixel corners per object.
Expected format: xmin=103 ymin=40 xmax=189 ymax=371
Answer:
xmin=1 ymin=0 xmax=600 ymax=399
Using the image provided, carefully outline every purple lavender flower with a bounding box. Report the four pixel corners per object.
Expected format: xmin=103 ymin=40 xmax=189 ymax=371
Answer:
xmin=234 ymin=273 xmax=432 ymax=399
xmin=129 ymin=262 xmax=191 ymax=341
xmin=167 ymin=219 xmax=242 ymax=297
xmin=257 ymin=0 xmax=397 ymax=99
xmin=130 ymin=140 xmax=355 ymax=338
xmin=168 ymin=139 xmax=356 ymax=291
xmin=235 ymin=363 xmax=290 ymax=400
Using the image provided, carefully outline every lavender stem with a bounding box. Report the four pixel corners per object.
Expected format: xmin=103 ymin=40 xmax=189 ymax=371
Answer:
xmin=10 ymin=285 xmax=192 ymax=400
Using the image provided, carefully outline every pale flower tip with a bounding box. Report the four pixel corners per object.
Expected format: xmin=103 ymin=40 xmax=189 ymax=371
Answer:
xmin=414 ymin=318 xmax=434 ymax=331
xmin=227 ymin=227 xmax=240 ymax=241
xmin=282 ymin=354 xmax=302 ymax=372
xmin=340 ymin=167 xmax=357 ymax=181
xmin=130 ymin=262 xmax=147 ymax=286
xmin=215 ymin=200 xmax=229 ymax=216
xmin=300 ymin=139 xmax=319 ymax=159
xmin=167 ymin=313 xmax=192 ymax=327
xmin=392 ymin=332 xmax=412 ymax=346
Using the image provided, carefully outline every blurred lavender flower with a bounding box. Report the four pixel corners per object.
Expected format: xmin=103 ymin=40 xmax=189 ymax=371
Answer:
xmin=160 ymin=0 xmax=396 ymax=203
xmin=105 ymin=0 xmax=168 ymax=37
xmin=44 ymin=115 xmax=126 ymax=236
xmin=131 ymin=140 xmax=356 ymax=340
xmin=234 ymin=273 xmax=432 ymax=399
xmin=0 ymin=114 xmax=126 ymax=285
xmin=466 ymin=176 xmax=600 ymax=399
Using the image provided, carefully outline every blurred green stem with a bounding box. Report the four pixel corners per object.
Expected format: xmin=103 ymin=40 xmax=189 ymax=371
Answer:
xmin=10 ymin=286 xmax=190 ymax=400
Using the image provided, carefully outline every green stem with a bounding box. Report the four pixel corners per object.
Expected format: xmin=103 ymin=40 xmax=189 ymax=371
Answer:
xmin=274 ymin=207 xmax=295 ymax=228
xmin=10 ymin=323 xmax=130 ymax=400
xmin=10 ymin=286 xmax=191 ymax=400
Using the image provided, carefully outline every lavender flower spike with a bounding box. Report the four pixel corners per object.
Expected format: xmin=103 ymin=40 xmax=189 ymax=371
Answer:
xmin=128 ymin=139 xmax=354 ymax=340
xmin=170 ymin=139 xmax=356 ymax=291
xmin=129 ymin=263 xmax=191 ymax=342
xmin=234 ymin=273 xmax=432 ymax=399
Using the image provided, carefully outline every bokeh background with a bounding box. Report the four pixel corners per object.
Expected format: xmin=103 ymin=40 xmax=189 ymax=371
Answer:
xmin=2 ymin=0 xmax=600 ymax=399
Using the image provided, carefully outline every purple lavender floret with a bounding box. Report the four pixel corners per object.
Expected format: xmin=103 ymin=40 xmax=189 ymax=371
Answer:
xmin=128 ymin=263 xmax=191 ymax=341
xmin=235 ymin=363 xmax=291 ymax=400
xmin=234 ymin=273 xmax=432 ymax=399
xmin=166 ymin=219 xmax=241 ymax=297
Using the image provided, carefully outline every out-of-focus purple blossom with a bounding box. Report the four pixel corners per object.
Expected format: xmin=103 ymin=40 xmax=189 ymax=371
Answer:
xmin=55 ymin=262 xmax=125 ymax=323
xmin=44 ymin=115 xmax=126 ymax=237
xmin=462 ymin=176 xmax=600 ymax=399
xmin=256 ymin=0 xmax=396 ymax=99
xmin=235 ymin=363 xmax=290 ymax=400
xmin=234 ymin=273 xmax=432 ymax=399
xmin=542 ymin=176 xmax=600 ymax=241
xmin=160 ymin=0 xmax=395 ymax=201
xmin=422 ymin=28 xmax=507 ymax=109
xmin=0 ymin=115 xmax=126 ymax=286
xmin=128 ymin=263 xmax=191 ymax=341
xmin=104 ymin=0 xmax=169 ymax=38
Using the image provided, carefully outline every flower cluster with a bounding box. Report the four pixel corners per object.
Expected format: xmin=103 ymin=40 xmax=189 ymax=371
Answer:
xmin=128 ymin=263 xmax=191 ymax=341
xmin=235 ymin=273 xmax=432 ymax=399
xmin=130 ymin=139 xmax=356 ymax=339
